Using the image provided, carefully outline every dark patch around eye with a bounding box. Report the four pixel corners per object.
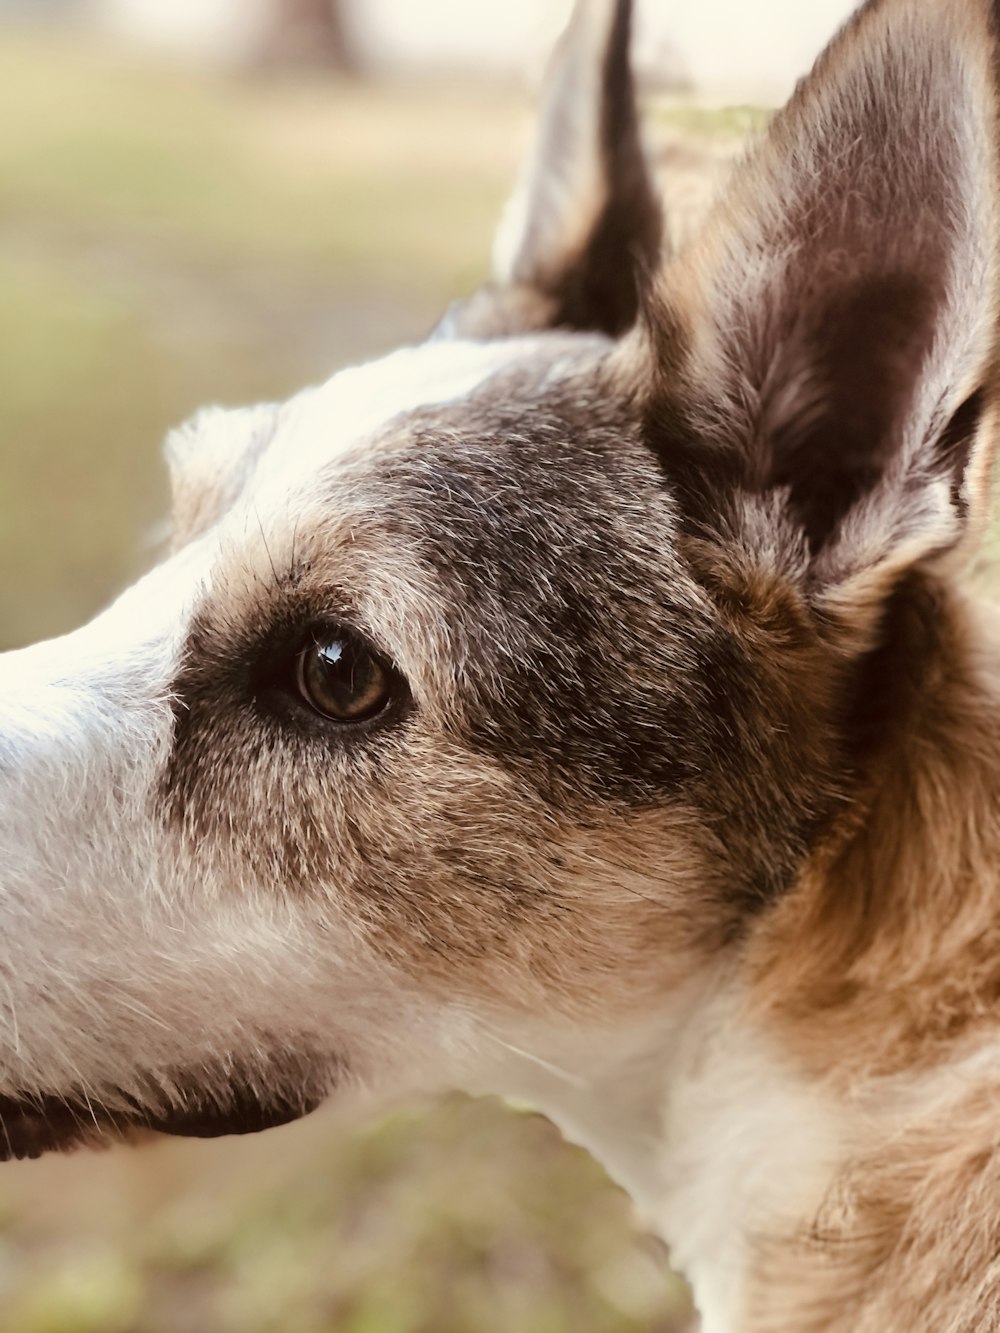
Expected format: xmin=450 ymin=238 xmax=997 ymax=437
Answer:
xmin=160 ymin=355 xmax=856 ymax=929
xmin=160 ymin=590 xmax=410 ymax=856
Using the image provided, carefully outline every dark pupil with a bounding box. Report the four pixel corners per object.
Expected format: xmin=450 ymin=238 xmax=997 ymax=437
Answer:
xmin=303 ymin=636 xmax=386 ymax=720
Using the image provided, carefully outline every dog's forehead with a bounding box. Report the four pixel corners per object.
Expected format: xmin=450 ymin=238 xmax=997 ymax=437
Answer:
xmin=170 ymin=328 xmax=631 ymax=678
xmin=253 ymin=334 xmax=598 ymax=492
xmin=167 ymin=333 xmax=611 ymax=553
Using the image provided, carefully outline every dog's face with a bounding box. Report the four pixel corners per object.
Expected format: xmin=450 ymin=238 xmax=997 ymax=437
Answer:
xmin=0 ymin=329 xmax=734 ymax=1156
xmin=1 ymin=0 xmax=998 ymax=1160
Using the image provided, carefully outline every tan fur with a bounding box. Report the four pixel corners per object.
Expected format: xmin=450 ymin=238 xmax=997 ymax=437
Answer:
xmin=722 ymin=584 xmax=1000 ymax=1329
xmin=750 ymin=589 xmax=1000 ymax=1079
xmin=747 ymin=1084 xmax=1000 ymax=1332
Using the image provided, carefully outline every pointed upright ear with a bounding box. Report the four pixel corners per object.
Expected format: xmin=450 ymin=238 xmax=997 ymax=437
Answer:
xmin=449 ymin=0 xmax=662 ymax=339
xmin=645 ymin=0 xmax=1000 ymax=615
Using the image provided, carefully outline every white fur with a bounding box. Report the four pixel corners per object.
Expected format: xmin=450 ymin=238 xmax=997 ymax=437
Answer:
xmin=256 ymin=337 xmax=552 ymax=489
xmin=655 ymin=991 xmax=844 ymax=1332
xmin=447 ymin=973 xmax=848 ymax=1332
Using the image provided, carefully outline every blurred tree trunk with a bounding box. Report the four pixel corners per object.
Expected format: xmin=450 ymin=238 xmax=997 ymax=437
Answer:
xmin=258 ymin=0 xmax=357 ymax=73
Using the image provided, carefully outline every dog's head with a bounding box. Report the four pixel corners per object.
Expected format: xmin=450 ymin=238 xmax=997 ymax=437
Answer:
xmin=0 ymin=0 xmax=997 ymax=1159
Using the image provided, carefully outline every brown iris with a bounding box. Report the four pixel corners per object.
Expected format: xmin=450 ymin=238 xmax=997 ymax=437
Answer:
xmin=295 ymin=631 xmax=391 ymax=723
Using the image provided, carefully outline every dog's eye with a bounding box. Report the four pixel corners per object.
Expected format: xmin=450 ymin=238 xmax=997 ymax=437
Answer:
xmin=295 ymin=632 xmax=392 ymax=723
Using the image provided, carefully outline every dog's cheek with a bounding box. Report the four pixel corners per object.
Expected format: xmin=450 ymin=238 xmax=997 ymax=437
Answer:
xmin=313 ymin=746 xmax=725 ymax=1021
xmin=162 ymin=665 xmax=724 ymax=1023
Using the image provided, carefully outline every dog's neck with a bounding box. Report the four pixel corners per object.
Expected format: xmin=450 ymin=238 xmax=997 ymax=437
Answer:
xmin=487 ymin=970 xmax=841 ymax=1333
xmin=483 ymin=587 xmax=1000 ymax=1333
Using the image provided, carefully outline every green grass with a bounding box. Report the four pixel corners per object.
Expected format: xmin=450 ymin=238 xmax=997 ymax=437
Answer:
xmin=0 ymin=36 xmax=517 ymax=288
xmin=0 ymin=29 xmax=734 ymax=1333
xmin=0 ymin=1102 xmax=691 ymax=1333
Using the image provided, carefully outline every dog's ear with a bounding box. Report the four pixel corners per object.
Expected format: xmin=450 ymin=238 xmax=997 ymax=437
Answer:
xmin=446 ymin=0 xmax=662 ymax=339
xmin=644 ymin=0 xmax=1000 ymax=623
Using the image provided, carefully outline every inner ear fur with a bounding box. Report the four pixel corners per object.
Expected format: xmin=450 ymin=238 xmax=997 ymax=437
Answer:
xmin=450 ymin=0 xmax=662 ymax=340
xmin=641 ymin=0 xmax=1000 ymax=586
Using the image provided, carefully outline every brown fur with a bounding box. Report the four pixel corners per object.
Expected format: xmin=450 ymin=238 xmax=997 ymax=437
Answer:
xmin=644 ymin=0 xmax=1000 ymax=1320
xmin=749 ymin=1084 xmax=1000 ymax=1332
xmin=710 ymin=574 xmax=1000 ymax=1328
xmin=750 ymin=586 xmax=1000 ymax=1080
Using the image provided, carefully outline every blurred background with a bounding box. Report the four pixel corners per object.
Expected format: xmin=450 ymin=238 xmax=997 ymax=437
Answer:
xmin=0 ymin=1 xmax=930 ymax=1331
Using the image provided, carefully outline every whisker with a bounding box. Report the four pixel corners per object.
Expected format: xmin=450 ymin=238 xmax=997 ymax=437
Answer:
xmin=476 ymin=1027 xmax=589 ymax=1090
xmin=254 ymin=505 xmax=281 ymax=590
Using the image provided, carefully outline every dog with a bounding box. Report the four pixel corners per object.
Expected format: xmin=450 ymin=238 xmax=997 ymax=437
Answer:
xmin=2 ymin=0 xmax=1000 ymax=1328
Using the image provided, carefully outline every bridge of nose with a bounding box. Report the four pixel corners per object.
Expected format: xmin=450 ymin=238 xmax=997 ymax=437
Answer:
xmin=0 ymin=539 xmax=211 ymax=789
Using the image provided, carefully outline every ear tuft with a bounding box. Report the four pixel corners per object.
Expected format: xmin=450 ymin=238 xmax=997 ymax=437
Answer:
xmin=760 ymin=271 xmax=945 ymax=553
